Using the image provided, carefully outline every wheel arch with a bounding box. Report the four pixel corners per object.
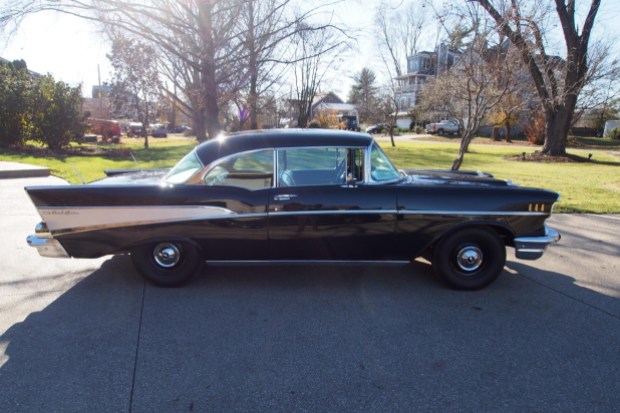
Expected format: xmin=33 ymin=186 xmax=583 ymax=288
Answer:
xmin=125 ymin=235 xmax=203 ymax=255
xmin=420 ymin=221 xmax=515 ymax=258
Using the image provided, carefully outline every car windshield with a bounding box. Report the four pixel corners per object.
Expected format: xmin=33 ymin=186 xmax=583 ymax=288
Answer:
xmin=164 ymin=150 xmax=203 ymax=184
xmin=370 ymin=143 xmax=400 ymax=182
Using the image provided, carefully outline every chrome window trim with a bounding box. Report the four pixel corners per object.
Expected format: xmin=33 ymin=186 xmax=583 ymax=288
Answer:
xmin=198 ymin=148 xmax=275 ymax=188
xmin=366 ymin=142 xmax=402 ymax=185
xmin=274 ymin=145 xmax=369 ymax=187
xmin=164 ymin=148 xmax=205 ymax=184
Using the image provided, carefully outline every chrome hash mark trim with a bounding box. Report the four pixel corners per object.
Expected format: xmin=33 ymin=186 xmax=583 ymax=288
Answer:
xmin=38 ymin=205 xmax=236 ymax=234
xmin=206 ymin=260 xmax=412 ymax=266
xmin=40 ymin=204 xmax=548 ymax=236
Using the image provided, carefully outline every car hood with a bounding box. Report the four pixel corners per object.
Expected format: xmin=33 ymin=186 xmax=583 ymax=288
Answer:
xmin=400 ymin=169 xmax=513 ymax=187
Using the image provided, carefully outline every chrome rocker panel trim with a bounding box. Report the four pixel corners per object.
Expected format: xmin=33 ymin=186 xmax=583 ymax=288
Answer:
xmin=26 ymin=234 xmax=70 ymax=258
xmin=514 ymin=225 xmax=561 ymax=260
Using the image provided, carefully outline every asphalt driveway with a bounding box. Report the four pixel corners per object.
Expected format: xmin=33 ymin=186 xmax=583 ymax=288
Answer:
xmin=1 ymin=176 xmax=619 ymax=413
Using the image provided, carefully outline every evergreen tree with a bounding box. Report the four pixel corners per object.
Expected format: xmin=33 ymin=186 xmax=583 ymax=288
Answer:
xmin=348 ymin=68 xmax=379 ymax=123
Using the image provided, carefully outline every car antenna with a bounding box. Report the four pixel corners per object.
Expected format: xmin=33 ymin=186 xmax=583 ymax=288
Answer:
xmin=70 ymin=162 xmax=86 ymax=184
xmin=129 ymin=151 xmax=142 ymax=170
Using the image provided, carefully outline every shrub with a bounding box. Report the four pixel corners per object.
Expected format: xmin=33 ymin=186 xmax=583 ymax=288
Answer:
xmin=524 ymin=113 xmax=545 ymax=145
xmin=0 ymin=61 xmax=32 ymax=147
xmin=0 ymin=61 xmax=85 ymax=149
xmin=29 ymin=75 xmax=86 ymax=149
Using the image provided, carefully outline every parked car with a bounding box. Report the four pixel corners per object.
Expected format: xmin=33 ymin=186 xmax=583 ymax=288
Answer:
xmin=126 ymin=122 xmax=144 ymax=137
xmin=365 ymin=123 xmax=389 ymax=134
xmin=151 ymin=124 xmax=168 ymax=138
xmin=25 ymin=129 xmax=560 ymax=290
xmin=339 ymin=115 xmax=361 ymax=131
xmin=87 ymin=118 xmax=121 ymax=142
xmin=426 ymin=119 xmax=460 ymax=135
xmin=172 ymin=125 xmax=192 ymax=134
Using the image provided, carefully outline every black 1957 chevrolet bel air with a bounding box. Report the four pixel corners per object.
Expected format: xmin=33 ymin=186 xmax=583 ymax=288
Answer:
xmin=26 ymin=129 xmax=560 ymax=290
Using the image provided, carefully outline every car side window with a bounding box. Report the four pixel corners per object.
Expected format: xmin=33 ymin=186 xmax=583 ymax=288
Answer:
xmin=277 ymin=147 xmax=347 ymax=187
xmin=370 ymin=143 xmax=400 ymax=182
xmin=203 ymin=149 xmax=273 ymax=189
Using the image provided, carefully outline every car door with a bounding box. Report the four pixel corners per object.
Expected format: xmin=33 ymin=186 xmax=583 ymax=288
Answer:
xmin=194 ymin=149 xmax=273 ymax=260
xmin=267 ymin=146 xmax=398 ymax=261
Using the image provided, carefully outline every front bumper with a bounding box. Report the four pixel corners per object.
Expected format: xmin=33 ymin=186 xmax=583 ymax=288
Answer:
xmin=26 ymin=235 xmax=70 ymax=258
xmin=514 ymin=225 xmax=561 ymax=260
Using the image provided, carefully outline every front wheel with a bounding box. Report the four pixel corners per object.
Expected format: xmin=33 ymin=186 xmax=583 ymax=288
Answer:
xmin=131 ymin=241 xmax=203 ymax=287
xmin=432 ymin=228 xmax=506 ymax=290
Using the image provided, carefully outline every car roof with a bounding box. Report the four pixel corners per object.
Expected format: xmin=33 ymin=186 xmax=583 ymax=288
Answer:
xmin=194 ymin=128 xmax=374 ymax=165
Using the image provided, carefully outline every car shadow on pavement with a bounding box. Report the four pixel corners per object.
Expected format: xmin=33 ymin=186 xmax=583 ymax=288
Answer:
xmin=2 ymin=255 xmax=619 ymax=412
xmin=506 ymin=261 xmax=620 ymax=318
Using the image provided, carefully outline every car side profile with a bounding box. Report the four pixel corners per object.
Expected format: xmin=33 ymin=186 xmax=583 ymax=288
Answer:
xmin=26 ymin=129 xmax=560 ymax=290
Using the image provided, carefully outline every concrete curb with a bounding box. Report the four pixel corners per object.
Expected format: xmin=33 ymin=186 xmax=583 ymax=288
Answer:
xmin=0 ymin=162 xmax=50 ymax=179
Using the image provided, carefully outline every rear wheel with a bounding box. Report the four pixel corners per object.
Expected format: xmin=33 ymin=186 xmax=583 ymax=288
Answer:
xmin=432 ymin=228 xmax=506 ymax=290
xmin=131 ymin=241 xmax=203 ymax=287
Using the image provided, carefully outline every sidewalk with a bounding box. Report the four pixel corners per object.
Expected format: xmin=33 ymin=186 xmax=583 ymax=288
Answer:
xmin=0 ymin=161 xmax=50 ymax=179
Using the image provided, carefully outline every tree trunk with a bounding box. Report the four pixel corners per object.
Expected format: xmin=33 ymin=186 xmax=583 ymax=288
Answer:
xmin=542 ymin=106 xmax=571 ymax=156
xmin=451 ymin=132 xmax=475 ymax=171
xmin=247 ymin=1 xmax=259 ymax=130
xmin=504 ymin=121 xmax=512 ymax=143
xmin=203 ymin=68 xmax=221 ymax=140
xmin=198 ymin=2 xmax=221 ymax=140
xmin=491 ymin=126 xmax=500 ymax=141
xmin=141 ymin=104 xmax=149 ymax=149
xmin=248 ymin=79 xmax=258 ymax=129
xmin=192 ymin=109 xmax=207 ymax=142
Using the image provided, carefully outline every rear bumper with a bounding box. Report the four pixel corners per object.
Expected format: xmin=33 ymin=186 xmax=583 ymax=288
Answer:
xmin=26 ymin=235 xmax=70 ymax=258
xmin=514 ymin=225 xmax=561 ymax=260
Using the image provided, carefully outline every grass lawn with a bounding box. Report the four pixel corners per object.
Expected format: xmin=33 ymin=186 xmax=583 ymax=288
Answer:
xmin=380 ymin=139 xmax=620 ymax=213
xmin=1 ymin=134 xmax=619 ymax=213
xmin=0 ymin=137 xmax=198 ymax=183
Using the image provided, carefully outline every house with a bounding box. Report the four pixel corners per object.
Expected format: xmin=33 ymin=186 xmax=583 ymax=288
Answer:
xmin=286 ymin=92 xmax=358 ymax=128
xmin=394 ymin=44 xmax=460 ymax=111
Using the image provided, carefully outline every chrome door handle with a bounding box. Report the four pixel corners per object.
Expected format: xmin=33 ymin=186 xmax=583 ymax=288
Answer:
xmin=274 ymin=194 xmax=297 ymax=201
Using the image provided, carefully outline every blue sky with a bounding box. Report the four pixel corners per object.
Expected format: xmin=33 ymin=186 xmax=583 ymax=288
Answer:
xmin=1 ymin=0 xmax=619 ymax=98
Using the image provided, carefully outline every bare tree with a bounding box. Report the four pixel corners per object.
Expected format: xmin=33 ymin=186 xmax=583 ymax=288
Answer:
xmin=98 ymin=0 xmax=246 ymax=141
xmin=374 ymin=0 xmax=430 ymax=146
xmin=473 ymin=0 xmax=603 ymax=156
xmin=2 ymin=0 xmax=354 ymax=138
xmin=291 ymin=24 xmax=347 ymax=128
xmin=0 ymin=0 xmax=247 ymax=141
xmin=420 ymin=28 xmax=523 ymax=170
xmin=237 ymin=0 xmax=293 ymax=129
xmin=374 ymin=1 xmax=429 ymax=77
xmin=108 ymin=36 xmax=161 ymax=148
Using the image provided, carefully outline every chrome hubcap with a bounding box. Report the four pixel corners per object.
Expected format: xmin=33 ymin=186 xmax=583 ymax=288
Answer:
xmin=153 ymin=243 xmax=181 ymax=268
xmin=456 ymin=246 xmax=483 ymax=272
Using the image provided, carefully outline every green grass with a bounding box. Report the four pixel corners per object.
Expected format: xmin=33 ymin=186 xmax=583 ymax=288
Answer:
xmin=0 ymin=137 xmax=198 ymax=183
xmin=380 ymin=141 xmax=620 ymax=213
xmin=2 ymin=136 xmax=619 ymax=213
xmin=568 ymin=136 xmax=620 ymax=148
